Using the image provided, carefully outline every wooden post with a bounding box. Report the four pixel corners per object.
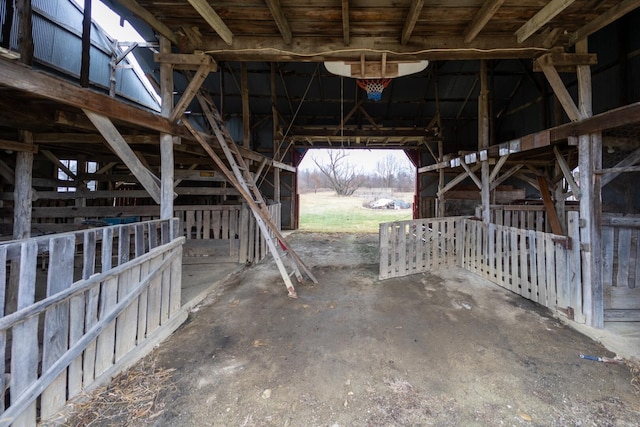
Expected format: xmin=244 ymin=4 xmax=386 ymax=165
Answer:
xmin=7 ymin=131 xmax=34 ymax=315
xmin=13 ymin=131 xmax=33 ymax=240
xmin=241 ymin=63 xmax=250 ymax=149
xmin=271 ymin=63 xmax=281 ymax=203
xmin=479 ymin=60 xmax=490 ymax=224
xmin=80 ymin=0 xmax=92 ymax=88
xmin=159 ymin=37 xmax=174 ymax=220
xmin=16 ymin=0 xmax=33 ymax=65
xmin=576 ymin=39 xmax=603 ymax=328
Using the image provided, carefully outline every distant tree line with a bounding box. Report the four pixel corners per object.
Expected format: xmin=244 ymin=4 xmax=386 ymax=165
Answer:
xmin=299 ymin=151 xmax=415 ymax=195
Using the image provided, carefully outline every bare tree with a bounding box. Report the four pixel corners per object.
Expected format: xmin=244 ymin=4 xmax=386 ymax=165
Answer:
xmin=313 ymin=150 xmax=365 ymax=196
xmin=376 ymin=154 xmax=401 ymax=188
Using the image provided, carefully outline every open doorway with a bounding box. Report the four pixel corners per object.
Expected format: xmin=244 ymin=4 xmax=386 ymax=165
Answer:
xmin=297 ymin=148 xmax=416 ymax=232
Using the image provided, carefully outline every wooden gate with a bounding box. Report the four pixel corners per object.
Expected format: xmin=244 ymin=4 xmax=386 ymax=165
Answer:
xmin=379 ymin=217 xmax=460 ymax=279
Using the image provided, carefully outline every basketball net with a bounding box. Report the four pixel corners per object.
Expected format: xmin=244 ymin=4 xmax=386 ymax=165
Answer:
xmin=357 ymin=78 xmax=392 ymax=101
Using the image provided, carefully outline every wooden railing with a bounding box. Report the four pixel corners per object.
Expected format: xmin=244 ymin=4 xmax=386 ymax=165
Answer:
xmin=0 ymin=219 xmax=185 ymax=426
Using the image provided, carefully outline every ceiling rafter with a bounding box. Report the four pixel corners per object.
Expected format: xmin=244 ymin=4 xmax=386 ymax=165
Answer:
xmin=264 ymin=0 xmax=293 ymax=45
xmin=342 ymin=0 xmax=350 ymax=46
xmin=463 ymin=0 xmax=506 ymax=43
xmin=187 ymin=0 xmax=233 ymax=45
xmin=515 ymin=0 xmax=576 ymax=43
xmin=568 ymin=0 xmax=640 ymax=46
xmin=113 ymin=0 xmax=178 ymax=44
xmin=401 ymin=0 xmax=424 ymax=46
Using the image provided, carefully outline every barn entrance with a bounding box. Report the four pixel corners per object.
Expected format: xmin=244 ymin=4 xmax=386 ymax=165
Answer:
xmin=297 ymin=149 xmax=414 ymax=233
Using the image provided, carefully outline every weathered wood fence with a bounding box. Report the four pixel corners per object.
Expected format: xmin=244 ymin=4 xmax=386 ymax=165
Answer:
xmin=379 ymin=217 xmax=460 ymax=279
xmin=1 ymin=204 xmax=281 ymax=266
xmin=379 ymin=215 xmax=584 ymax=321
xmin=0 ymin=219 xmax=185 ymax=426
xmin=177 ymin=203 xmax=281 ymax=264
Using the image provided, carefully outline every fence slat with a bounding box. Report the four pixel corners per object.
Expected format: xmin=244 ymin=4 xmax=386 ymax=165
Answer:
xmin=83 ymin=231 xmax=100 ymax=387
xmin=41 ymin=235 xmax=75 ymax=419
xmin=11 ymin=240 xmax=39 ymax=427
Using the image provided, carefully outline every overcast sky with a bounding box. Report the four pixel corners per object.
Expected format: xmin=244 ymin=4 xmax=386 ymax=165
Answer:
xmin=299 ymin=149 xmax=413 ymax=172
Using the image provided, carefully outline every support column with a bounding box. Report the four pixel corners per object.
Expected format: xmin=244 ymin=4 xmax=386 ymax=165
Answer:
xmin=479 ymin=60 xmax=490 ymax=224
xmin=13 ymin=131 xmax=33 ymax=239
xmin=242 ymin=63 xmax=250 ymax=149
xmin=576 ymin=39 xmax=603 ymax=328
xmin=271 ymin=63 xmax=281 ymax=203
xmin=8 ymin=130 xmax=34 ymax=315
xmin=159 ymin=36 xmax=175 ymax=220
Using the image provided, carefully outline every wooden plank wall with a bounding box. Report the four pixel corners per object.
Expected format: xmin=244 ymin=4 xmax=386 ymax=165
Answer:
xmin=602 ymin=215 xmax=640 ymax=321
xmin=379 ymin=217 xmax=460 ymax=279
xmin=0 ymin=219 xmax=186 ymax=425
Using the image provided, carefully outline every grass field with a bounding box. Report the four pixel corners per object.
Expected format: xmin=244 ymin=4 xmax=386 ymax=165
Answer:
xmin=299 ymin=191 xmax=414 ymax=233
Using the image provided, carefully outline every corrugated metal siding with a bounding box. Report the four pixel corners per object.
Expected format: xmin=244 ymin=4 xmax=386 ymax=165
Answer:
xmin=1 ymin=0 xmax=158 ymax=110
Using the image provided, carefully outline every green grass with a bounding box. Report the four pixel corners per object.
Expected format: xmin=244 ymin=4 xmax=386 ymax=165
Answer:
xmin=299 ymin=192 xmax=413 ymax=233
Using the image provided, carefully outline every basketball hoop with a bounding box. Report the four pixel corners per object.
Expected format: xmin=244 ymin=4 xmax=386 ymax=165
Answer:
xmin=357 ymin=78 xmax=392 ymax=101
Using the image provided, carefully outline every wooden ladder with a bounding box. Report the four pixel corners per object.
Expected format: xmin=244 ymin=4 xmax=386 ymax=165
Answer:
xmin=182 ymin=94 xmax=318 ymax=298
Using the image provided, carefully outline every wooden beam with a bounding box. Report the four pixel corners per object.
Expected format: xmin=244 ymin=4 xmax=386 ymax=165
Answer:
xmin=532 ymin=52 xmax=598 ymax=72
xmin=113 ymin=0 xmax=178 ymax=44
xmin=0 ymin=59 xmax=183 ymax=135
xmin=461 ymin=160 xmax=482 ymax=189
xmin=537 ymin=176 xmax=564 ymax=235
xmin=201 ymin=35 xmax=549 ymax=62
xmin=553 ymin=146 xmax=581 ymax=198
xmin=170 ymin=62 xmax=211 ymax=122
xmin=537 ymin=57 xmax=583 ymax=122
xmin=401 ymin=0 xmax=424 ymax=46
xmin=436 ymin=165 xmax=480 ymax=198
xmin=41 ymin=150 xmax=77 ymax=180
xmin=489 ymin=154 xmax=508 ymax=182
xmin=515 ymin=0 xmax=576 ymax=43
xmin=463 ymin=0 xmax=506 ymax=43
xmin=601 ymin=146 xmax=640 ymax=187
xmin=264 ymin=0 xmax=293 ymax=45
xmin=569 ymin=0 xmax=640 ymax=46
xmin=187 ymin=0 xmax=233 ymax=45
xmin=342 ymin=0 xmax=350 ymax=46
xmin=490 ymin=164 xmax=523 ymax=190
xmin=83 ymin=110 xmax=162 ymax=204
xmin=0 ymin=138 xmax=38 ymax=153
xmin=153 ymin=53 xmax=217 ymax=71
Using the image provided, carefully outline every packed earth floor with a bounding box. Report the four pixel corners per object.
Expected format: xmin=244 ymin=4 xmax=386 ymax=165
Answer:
xmin=65 ymin=232 xmax=639 ymax=427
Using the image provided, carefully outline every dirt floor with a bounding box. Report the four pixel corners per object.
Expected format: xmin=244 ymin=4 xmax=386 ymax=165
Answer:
xmin=64 ymin=232 xmax=639 ymax=427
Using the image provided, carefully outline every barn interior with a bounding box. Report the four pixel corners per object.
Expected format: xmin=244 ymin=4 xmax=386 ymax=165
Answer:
xmin=1 ymin=0 xmax=640 ymax=424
